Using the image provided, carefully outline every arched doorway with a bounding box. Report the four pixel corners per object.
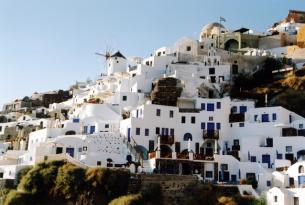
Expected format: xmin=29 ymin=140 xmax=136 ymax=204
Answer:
xmin=183 ymin=133 xmax=193 ymax=141
xmin=224 ymin=39 xmax=239 ymax=52
xmin=160 ymin=145 xmax=172 ymax=158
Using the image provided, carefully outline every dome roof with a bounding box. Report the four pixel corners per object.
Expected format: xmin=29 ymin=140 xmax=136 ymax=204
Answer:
xmin=201 ymin=22 xmax=225 ymax=32
xmin=200 ymin=22 xmax=227 ymax=37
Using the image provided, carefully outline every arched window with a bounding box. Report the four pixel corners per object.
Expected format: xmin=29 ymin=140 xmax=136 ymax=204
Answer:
xmin=299 ymin=165 xmax=304 ymax=173
xmin=183 ymin=133 xmax=192 ymax=141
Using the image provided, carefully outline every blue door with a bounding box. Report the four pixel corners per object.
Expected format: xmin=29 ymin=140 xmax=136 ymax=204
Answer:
xmin=66 ymin=148 xmax=75 ymax=157
xmin=207 ymin=123 xmax=215 ymax=130
xmin=127 ymin=128 xmax=131 ymax=142
xmin=262 ymin=154 xmax=271 ymax=168
xmin=90 ymin=126 xmax=95 ymax=134
xmin=262 ymin=114 xmax=269 ymax=122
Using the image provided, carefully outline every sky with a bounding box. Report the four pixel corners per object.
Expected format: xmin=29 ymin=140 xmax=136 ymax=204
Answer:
xmin=0 ymin=0 xmax=304 ymax=107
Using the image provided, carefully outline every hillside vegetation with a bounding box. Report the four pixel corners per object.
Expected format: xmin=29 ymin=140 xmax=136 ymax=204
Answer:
xmin=231 ymin=57 xmax=305 ymax=116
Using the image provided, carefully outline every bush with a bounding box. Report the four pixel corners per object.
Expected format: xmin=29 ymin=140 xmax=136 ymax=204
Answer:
xmin=84 ymin=167 xmax=130 ymax=204
xmin=3 ymin=190 xmax=33 ymax=205
xmin=54 ymin=163 xmax=86 ymax=200
xmin=15 ymin=166 xmax=32 ymax=186
xmin=18 ymin=161 xmax=65 ymax=197
xmin=109 ymin=194 xmax=143 ymax=205
xmin=141 ymin=183 xmax=163 ymax=204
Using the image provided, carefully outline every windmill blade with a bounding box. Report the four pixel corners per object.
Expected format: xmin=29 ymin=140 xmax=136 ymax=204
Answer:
xmin=95 ymin=52 xmax=107 ymax=57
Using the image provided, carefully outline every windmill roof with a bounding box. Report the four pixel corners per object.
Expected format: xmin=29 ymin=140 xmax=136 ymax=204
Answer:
xmin=111 ymin=51 xmax=126 ymax=59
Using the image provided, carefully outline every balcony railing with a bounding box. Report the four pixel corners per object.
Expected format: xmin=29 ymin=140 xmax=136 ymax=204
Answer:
xmin=179 ymin=108 xmax=201 ymax=113
xmin=203 ymin=130 xmax=219 ymax=140
xmin=160 ymin=151 xmax=172 ymax=159
xmin=194 ymin=154 xmax=214 ymax=161
xmin=229 ymin=113 xmax=245 ymax=123
xmin=177 ymin=152 xmax=189 ymax=159
xmin=159 ymin=135 xmax=175 ymax=145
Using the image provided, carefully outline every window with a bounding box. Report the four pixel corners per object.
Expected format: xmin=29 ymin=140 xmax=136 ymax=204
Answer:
xmin=262 ymin=114 xmax=269 ymax=122
xmin=231 ymin=106 xmax=237 ymax=113
xmin=181 ymin=116 xmax=186 ymax=123
xmin=105 ymin=124 xmax=109 ymax=128
xmin=209 ymin=67 xmax=215 ymax=75
xmin=299 ymin=124 xmax=304 ymax=129
xmin=239 ymin=123 xmax=244 ymax=127
xmin=156 ymin=127 xmax=160 ymax=134
xmin=0 ymin=173 xmax=3 ymax=179
xmin=272 ymin=113 xmax=277 ymax=121
xmin=56 ymin=147 xmax=63 ymax=154
xmin=207 ymin=103 xmax=214 ymax=111
xmin=73 ymin=118 xmax=80 ymax=123
xmin=216 ymin=123 xmax=221 ymax=130
xmin=200 ymin=45 xmax=204 ymax=49
xmin=254 ymin=115 xmax=258 ymax=121
xmin=209 ymin=117 xmax=213 ymax=121
xmin=206 ymin=171 xmax=213 ymax=178
xmin=191 ymin=116 xmax=196 ymax=124
xmin=145 ymin=129 xmax=149 ymax=136
xmin=216 ymin=102 xmax=221 ymax=109
xmin=149 ymin=140 xmax=154 ymax=152
xmin=78 ymin=147 xmax=82 ymax=152
xmin=201 ymin=122 xmax=205 ymax=129
xmin=286 ymin=146 xmax=292 ymax=153
xmin=122 ymin=96 xmax=127 ymax=101
xmin=240 ymin=106 xmax=247 ymax=113
xmin=170 ymin=129 xmax=174 ymax=136
xmin=169 ymin=110 xmax=174 ymax=118
xmin=83 ymin=146 xmax=88 ymax=151
xmin=0 ymin=126 xmax=2 ymax=132
xmin=186 ymin=46 xmax=191 ymax=51
xmin=299 ymin=165 xmax=304 ymax=173
xmin=267 ymin=180 xmax=271 ymax=187
xmin=274 ymin=196 xmax=278 ymax=202
xmin=201 ymin=103 xmax=205 ymax=110
xmin=156 ymin=109 xmax=161 ymax=116
xmin=97 ymin=161 xmax=102 ymax=166
xmin=136 ymin=128 xmax=140 ymax=135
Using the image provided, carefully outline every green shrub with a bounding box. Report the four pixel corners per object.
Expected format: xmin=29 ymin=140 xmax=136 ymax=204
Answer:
xmin=15 ymin=166 xmax=32 ymax=186
xmin=3 ymin=190 xmax=33 ymax=205
xmin=54 ymin=163 xmax=86 ymax=200
xmin=84 ymin=167 xmax=130 ymax=205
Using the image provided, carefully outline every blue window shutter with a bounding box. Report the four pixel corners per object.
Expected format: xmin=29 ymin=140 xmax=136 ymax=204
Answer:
xmin=207 ymin=103 xmax=214 ymax=111
xmin=262 ymin=114 xmax=269 ymax=122
xmin=272 ymin=113 xmax=277 ymax=121
xmin=216 ymin=123 xmax=221 ymax=130
xmin=201 ymin=122 xmax=205 ymax=129
xmin=201 ymin=103 xmax=205 ymax=110
xmin=240 ymin=106 xmax=247 ymax=113
xmin=217 ymin=102 xmax=221 ymax=109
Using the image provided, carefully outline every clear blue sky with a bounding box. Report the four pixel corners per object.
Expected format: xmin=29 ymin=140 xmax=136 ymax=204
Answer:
xmin=0 ymin=0 xmax=304 ymax=107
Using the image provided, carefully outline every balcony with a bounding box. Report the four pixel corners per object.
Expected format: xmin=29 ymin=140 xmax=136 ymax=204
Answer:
xmin=159 ymin=135 xmax=175 ymax=145
xmin=203 ymin=130 xmax=219 ymax=140
xmin=177 ymin=152 xmax=189 ymax=159
xmin=229 ymin=113 xmax=245 ymax=123
xmin=194 ymin=154 xmax=214 ymax=161
xmin=179 ymin=108 xmax=201 ymax=113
